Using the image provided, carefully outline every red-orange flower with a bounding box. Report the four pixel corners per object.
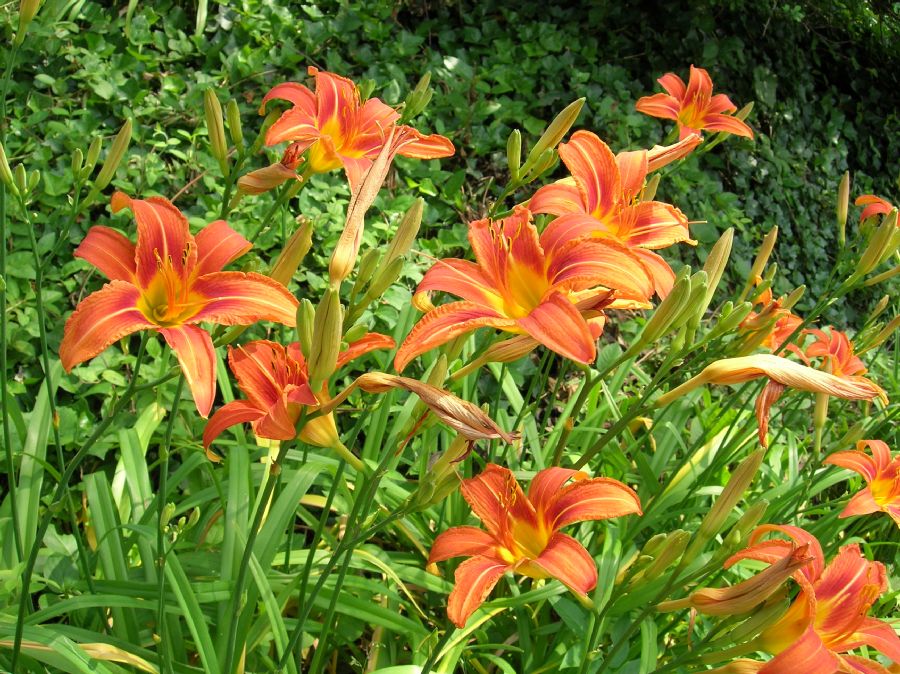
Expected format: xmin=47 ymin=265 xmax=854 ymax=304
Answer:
xmin=204 ymin=334 xmax=394 ymax=451
xmin=720 ymin=524 xmax=900 ymax=673
xmin=60 ymin=193 xmax=298 ymax=417
xmin=394 ymin=205 xmax=655 ymax=371
xmin=529 ymin=130 xmax=699 ymax=297
xmin=636 ymin=65 xmax=754 ymax=140
xmin=825 ymin=440 xmax=900 ymax=527
xmin=801 ymin=328 xmax=867 ymax=377
xmin=429 ymin=464 xmax=641 ymax=627
xmin=856 ymin=195 xmax=895 ymax=222
xmin=260 ymin=67 xmax=454 ymax=190
xmin=739 ymin=277 xmax=804 ymax=353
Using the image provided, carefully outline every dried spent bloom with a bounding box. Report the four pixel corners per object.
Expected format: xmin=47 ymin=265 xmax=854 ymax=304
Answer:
xmin=825 ymin=439 xmax=900 ymax=527
xmin=60 ymin=193 xmax=298 ymax=417
xmin=530 ymin=130 xmax=700 ymax=296
xmin=429 ymin=464 xmax=641 ymax=627
xmin=635 ymin=65 xmax=754 ymax=140
xmin=260 ymin=67 xmax=454 ymax=190
xmin=395 ymin=205 xmax=655 ymax=371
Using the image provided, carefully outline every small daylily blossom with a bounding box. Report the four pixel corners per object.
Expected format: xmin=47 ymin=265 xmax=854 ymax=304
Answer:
xmin=739 ymin=277 xmax=803 ymax=353
xmin=713 ymin=525 xmax=900 ymax=673
xmin=260 ymin=66 xmax=454 ymax=190
xmin=394 ymin=205 xmax=656 ymax=371
xmin=429 ymin=464 xmax=641 ymax=627
xmin=825 ymin=440 xmax=900 ymax=527
xmin=635 ymin=65 xmax=754 ymax=140
xmin=655 ymin=354 xmax=887 ymax=446
xmin=236 ymin=141 xmax=305 ymax=196
xmin=530 ymin=130 xmax=700 ymax=296
xmin=801 ymin=328 xmax=867 ymax=378
xmin=203 ymin=334 xmax=394 ymax=453
xmin=59 ymin=193 xmax=298 ymax=417
xmin=856 ymin=194 xmax=895 ymax=222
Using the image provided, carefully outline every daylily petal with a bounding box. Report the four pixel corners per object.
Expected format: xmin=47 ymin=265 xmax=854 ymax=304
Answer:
xmin=814 ymin=544 xmax=886 ymax=644
xmin=530 ymin=532 xmax=598 ymax=596
xmin=727 ymin=524 xmax=825 ymax=584
xmin=59 ymin=281 xmax=152 ymax=371
xmin=546 ymin=477 xmax=642 ymax=530
xmin=558 ymin=130 xmax=620 ymax=217
xmin=635 ymin=92 xmax=682 ymax=120
xmin=112 ymin=192 xmax=194 ymax=289
xmin=708 ymin=92 xmax=738 ymax=114
xmin=860 ymin=439 xmax=894 ymax=471
xmin=194 ymin=219 xmax=252 ymax=275
xmin=254 ymin=396 xmax=302 ymax=440
xmin=702 ymin=113 xmax=754 ymax=139
xmin=395 ymin=126 xmax=456 ymax=159
xmin=619 ymin=201 xmax=693 ymax=249
xmin=658 ymin=72 xmax=686 ymax=98
xmin=528 ymin=467 xmax=587 ymax=513
xmin=265 ymin=108 xmax=321 ymax=146
xmin=614 ymin=149 xmax=649 ymax=200
xmin=227 ymin=341 xmax=285 ymax=409
xmin=74 ymin=226 xmax=137 ymax=282
xmin=645 ymin=134 xmax=702 ymax=171
xmin=855 ymin=195 xmax=894 ymax=222
xmin=429 ymin=526 xmax=499 ymax=563
xmin=459 ymin=464 xmax=536 ymax=537
xmin=259 ymin=81 xmax=317 ymax=116
xmin=446 ymin=556 xmax=509 ymax=628
xmin=755 ymin=380 xmax=786 ymax=447
xmin=539 ymin=213 xmax=602 ymax=257
xmin=839 ymin=488 xmax=882 ymax=518
xmin=203 ymin=400 xmax=266 ymax=448
xmin=758 ymin=625 xmax=840 ymax=674
xmin=630 ymin=247 xmax=675 ymax=298
xmin=311 ymin=66 xmax=358 ymax=129
xmin=159 ymin=325 xmax=216 ymax=417
xmin=191 ymin=272 xmax=298 ymax=326
xmin=840 ymin=655 xmax=894 ymax=674
xmin=515 ymin=291 xmax=596 ymax=364
xmin=394 ymin=301 xmax=514 ymax=372
xmin=417 ymin=258 xmax=501 ymax=306
xmin=549 ymin=237 xmax=655 ymax=301
xmin=685 ymin=65 xmax=714 ymax=103
xmin=824 ymin=449 xmax=879 ymax=481
xmin=352 ymin=97 xmax=400 ymax=138
xmin=529 ymin=180 xmax=586 ymax=217
xmin=847 ymin=617 xmax=900 ymax=663
xmin=336 ymin=333 xmax=395 ymax=370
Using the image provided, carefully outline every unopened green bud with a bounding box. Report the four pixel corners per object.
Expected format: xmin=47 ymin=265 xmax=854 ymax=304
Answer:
xmin=702 ymin=228 xmax=734 ymax=310
xmin=523 ymin=147 xmax=557 ymax=181
xmin=855 ymin=210 xmax=898 ymax=279
xmin=187 ymin=507 xmax=201 ymax=529
xmin=225 ymin=99 xmax=244 ymax=149
xmin=641 ymin=533 xmax=669 ymax=558
xmin=95 ymin=118 xmax=133 ymax=190
xmin=633 ymin=530 xmax=690 ymax=584
xmin=295 ymin=299 xmax=315 ymax=358
xmin=343 ymin=323 xmax=368 ymax=344
xmin=762 ymin=261 xmax=778 ymax=284
xmin=730 ymin=500 xmax=768 ymax=542
xmin=742 ymin=227 xmax=778 ymax=301
xmin=635 ymin=267 xmax=692 ymax=348
xmin=351 ymin=249 xmax=381 ymax=300
xmin=869 ymin=295 xmax=890 ymax=321
xmin=403 ymin=72 xmax=434 ymax=119
xmin=0 ymin=143 xmax=15 ymax=192
xmin=715 ymin=301 xmax=753 ymax=335
xmin=837 ymin=171 xmax=850 ymax=246
xmin=71 ymin=148 xmax=84 ymax=177
xmin=269 ymin=218 xmax=313 ymax=286
xmin=366 ymin=257 xmax=404 ymax=299
xmin=507 ymin=129 xmax=522 ymax=181
xmin=15 ymin=0 xmax=41 ymax=46
xmin=861 ymin=314 xmax=900 ymax=354
xmin=308 ymin=289 xmax=343 ymax=389
xmin=27 ymin=169 xmax=40 ymax=192
xmin=14 ymin=164 xmax=27 ymax=194
xmin=676 ymin=270 xmax=708 ymax=330
xmin=642 ymin=173 xmax=660 ymax=202
xmin=526 ymin=97 xmax=584 ymax=166
xmin=833 ymin=421 xmax=866 ymax=450
xmin=781 ymin=285 xmax=805 ymax=311
xmin=735 ymin=101 xmax=754 ymax=122
xmin=84 ymin=137 xmax=102 ymax=176
xmin=384 ymin=198 xmax=424 ymax=266
xmin=203 ymin=88 xmax=229 ymax=170
xmin=160 ymin=502 xmax=176 ymax=529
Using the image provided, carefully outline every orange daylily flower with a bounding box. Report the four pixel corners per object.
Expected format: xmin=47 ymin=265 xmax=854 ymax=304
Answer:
xmin=429 ymin=464 xmax=641 ymax=627
xmin=260 ymin=67 xmax=454 ymax=190
xmin=825 ymin=440 xmax=900 ymax=527
xmin=237 ymin=141 xmax=305 ymax=196
xmin=717 ymin=524 xmax=900 ymax=673
xmin=203 ymin=334 xmax=394 ymax=452
xmin=394 ymin=205 xmax=655 ymax=371
xmin=856 ymin=195 xmax=895 ymax=223
xmin=655 ymin=354 xmax=887 ymax=446
xmin=739 ymin=276 xmax=804 ymax=353
xmin=635 ymin=65 xmax=754 ymax=140
xmin=529 ymin=130 xmax=699 ymax=297
xmin=801 ymin=328 xmax=867 ymax=378
xmin=59 ymin=193 xmax=298 ymax=417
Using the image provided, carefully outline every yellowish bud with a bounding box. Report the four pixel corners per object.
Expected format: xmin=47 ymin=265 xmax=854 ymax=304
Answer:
xmin=268 ymin=218 xmax=313 ymax=286
xmin=526 ymin=98 xmax=584 ymax=166
xmin=869 ymin=295 xmax=890 ymax=321
xmin=507 ymin=129 xmax=522 ymax=181
xmin=384 ymin=198 xmax=424 ymax=266
xmin=308 ymin=289 xmax=343 ymax=389
xmin=343 ymin=323 xmax=368 ymax=344
xmin=295 ymin=299 xmax=315 ymax=359
xmin=729 ymin=500 xmax=768 ymax=543
xmin=781 ymin=285 xmax=805 ymax=311
xmin=0 ymin=143 xmax=15 ymax=193
xmin=83 ymin=136 xmax=102 ymax=178
xmin=630 ymin=529 xmax=690 ymax=586
xmin=27 ymin=169 xmax=40 ymax=192
xmin=855 ymin=210 xmax=898 ymax=279
xmin=95 ymin=118 xmax=133 ymax=191
xmin=203 ymin=88 xmax=228 ymax=170
xmin=859 ymin=314 xmax=900 ymax=354
xmin=225 ymin=99 xmax=244 ymax=149
xmin=14 ymin=164 xmax=27 ymax=195
xmin=735 ymin=101 xmax=754 ymax=122
xmin=836 ymin=171 xmax=850 ymax=246
xmin=366 ymin=257 xmax=404 ymax=299
xmin=642 ymin=173 xmax=661 ymax=202
xmin=71 ymin=148 xmax=84 ymax=177
xmin=742 ymin=227 xmax=778 ymax=301
xmin=15 ymin=0 xmax=41 ymax=45
xmin=634 ymin=266 xmax=692 ymax=348
xmin=702 ymin=228 xmax=734 ymax=309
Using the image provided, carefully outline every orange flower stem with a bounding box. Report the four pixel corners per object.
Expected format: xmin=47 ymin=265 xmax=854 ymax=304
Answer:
xmin=11 ymin=330 xmax=150 ymax=671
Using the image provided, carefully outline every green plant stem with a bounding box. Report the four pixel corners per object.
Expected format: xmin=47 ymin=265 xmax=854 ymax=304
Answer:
xmin=421 ymin=628 xmax=455 ymax=674
xmin=11 ymin=331 xmax=150 ymax=670
xmin=156 ymin=374 xmax=184 ymax=674
xmin=247 ymin=166 xmax=313 ymax=244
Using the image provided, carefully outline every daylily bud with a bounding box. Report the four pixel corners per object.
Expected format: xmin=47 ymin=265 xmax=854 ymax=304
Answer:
xmin=630 ymin=529 xmax=690 ymax=586
xmin=507 ymin=129 xmax=522 ymax=181
xmin=523 ymin=147 xmax=557 ymax=181
xmin=860 ymin=314 xmax=900 ymax=353
xmin=452 ymin=334 xmax=538 ymax=380
xmin=308 ymin=289 xmax=343 ymax=389
xmin=268 ymin=218 xmax=313 ymax=286
xmin=642 ymin=173 xmax=661 ymax=202
xmin=735 ymin=101 xmax=754 ymax=122
xmin=781 ymin=285 xmax=805 ymax=311
xmin=354 ymin=249 xmax=381 ymax=292
xmin=343 ymin=323 xmax=368 ymax=344
xmin=869 ymin=295 xmax=890 ymax=321
xmin=684 ymin=450 xmax=764 ymax=560
xmin=678 ymin=270 xmax=708 ymax=330
xmin=225 ymin=99 xmax=244 ymax=149
xmin=412 ymin=291 xmax=435 ymax=314
xmin=14 ymin=164 xmax=27 ymax=195
xmin=0 ymin=143 xmax=16 ymax=193
xmin=729 ymin=500 xmax=768 ymax=543
xmin=27 ymin=169 xmax=40 ymax=193
xmin=741 ymin=227 xmax=778 ymax=301
xmin=813 ymin=391 xmax=829 ymax=450
xmin=15 ymin=0 xmax=41 ymax=46
xmin=526 ymin=98 xmax=585 ymax=167
xmin=836 ymin=171 xmax=850 ymax=246
xmin=712 ymin=301 xmax=753 ymax=337
xmin=366 ymin=257 xmax=404 ymax=299
xmin=71 ymin=148 xmax=84 ymax=178
xmin=854 ymin=210 xmax=898 ymax=280
xmin=642 ymin=533 xmax=670 ymax=559
xmin=160 ymin=502 xmax=176 ymax=529
xmin=295 ymin=298 xmax=315 ymax=358
xmin=412 ymin=434 xmax=470 ymax=509
xmin=384 ymin=198 xmax=424 ymax=266
xmin=832 ymin=421 xmax=866 ymax=450
xmin=203 ymin=88 xmax=229 ymax=172
xmin=237 ymin=161 xmax=299 ymax=196
xmin=94 ymin=118 xmax=133 ymax=191
xmin=634 ymin=266 xmax=692 ymax=348
xmin=403 ymin=72 xmax=434 ymax=120
xmin=703 ymin=228 xmax=734 ymax=308
xmin=84 ymin=136 xmax=102 ymax=178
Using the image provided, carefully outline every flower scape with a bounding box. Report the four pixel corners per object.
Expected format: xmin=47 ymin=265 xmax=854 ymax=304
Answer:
xmin=1 ymin=12 xmax=899 ymax=674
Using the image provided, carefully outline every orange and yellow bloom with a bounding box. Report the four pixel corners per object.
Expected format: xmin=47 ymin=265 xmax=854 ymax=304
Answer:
xmin=395 ymin=205 xmax=655 ymax=371
xmin=529 ymin=130 xmax=699 ymax=296
xmin=825 ymin=440 xmax=900 ymax=527
xmin=801 ymin=328 xmax=867 ymax=378
xmin=856 ymin=194 xmax=895 ymax=222
xmin=60 ymin=193 xmax=298 ymax=417
xmin=260 ymin=67 xmax=454 ymax=190
xmin=635 ymin=65 xmax=754 ymax=140
xmin=718 ymin=524 xmax=900 ymax=673
xmin=429 ymin=464 xmax=641 ymax=627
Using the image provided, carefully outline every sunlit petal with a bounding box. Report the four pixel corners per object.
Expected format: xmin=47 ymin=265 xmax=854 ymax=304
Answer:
xmin=74 ymin=226 xmax=137 ymax=282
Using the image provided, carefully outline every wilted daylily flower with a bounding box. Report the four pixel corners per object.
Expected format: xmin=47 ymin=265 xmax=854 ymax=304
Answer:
xmin=203 ymin=334 xmax=394 ymax=463
xmin=236 ymin=141 xmax=305 ymax=196
xmin=260 ymin=67 xmax=454 ymax=190
xmin=394 ymin=205 xmax=655 ymax=371
xmin=655 ymin=354 xmax=887 ymax=446
xmin=429 ymin=464 xmax=641 ymax=627
xmin=825 ymin=440 xmax=900 ymax=527
xmin=59 ymin=193 xmax=299 ymax=417
xmin=530 ymin=130 xmax=699 ymax=296
xmin=635 ymin=65 xmax=754 ymax=140
xmin=711 ymin=524 xmax=900 ymax=673
xmin=856 ymin=194 xmax=895 ymax=222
